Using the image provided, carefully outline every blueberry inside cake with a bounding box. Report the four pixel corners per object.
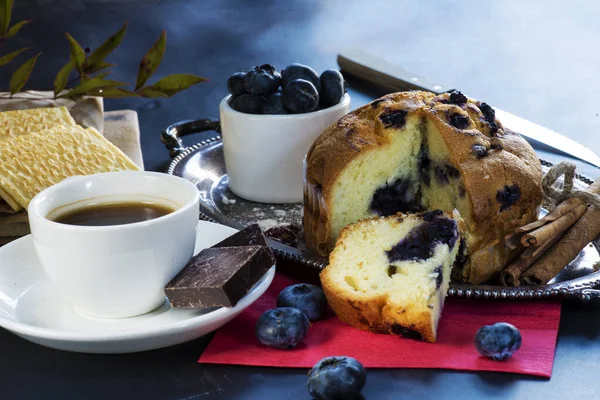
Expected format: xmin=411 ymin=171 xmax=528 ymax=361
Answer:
xmin=320 ymin=210 xmax=460 ymax=342
xmin=304 ymin=90 xmax=542 ymax=284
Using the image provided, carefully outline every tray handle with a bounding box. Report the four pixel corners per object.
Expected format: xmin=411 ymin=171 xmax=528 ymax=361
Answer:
xmin=161 ymin=118 xmax=221 ymax=157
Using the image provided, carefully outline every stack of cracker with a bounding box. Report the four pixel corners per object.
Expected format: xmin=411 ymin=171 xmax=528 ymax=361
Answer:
xmin=0 ymin=106 xmax=140 ymax=245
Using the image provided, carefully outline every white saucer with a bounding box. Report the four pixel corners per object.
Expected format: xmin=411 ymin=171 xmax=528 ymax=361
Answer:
xmin=0 ymin=221 xmax=275 ymax=354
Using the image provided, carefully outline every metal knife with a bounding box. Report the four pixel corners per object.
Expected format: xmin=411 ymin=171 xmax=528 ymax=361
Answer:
xmin=337 ymin=48 xmax=600 ymax=169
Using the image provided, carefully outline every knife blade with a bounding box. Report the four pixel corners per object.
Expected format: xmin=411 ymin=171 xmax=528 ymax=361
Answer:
xmin=337 ymin=48 xmax=600 ymax=169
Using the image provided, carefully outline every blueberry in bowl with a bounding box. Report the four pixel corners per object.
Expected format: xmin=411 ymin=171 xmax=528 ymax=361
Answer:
xmin=261 ymin=91 xmax=287 ymax=114
xmin=281 ymin=63 xmax=321 ymax=91
xmin=230 ymin=93 xmax=265 ymax=114
xmin=283 ymin=79 xmax=320 ymax=114
xmin=474 ymin=322 xmax=522 ymax=360
xmin=276 ymin=283 xmax=327 ymax=321
xmin=308 ymin=356 xmax=366 ymax=400
xmin=243 ymin=64 xmax=281 ymax=95
xmin=319 ymin=69 xmax=346 ymax=108
xmin=255 ymin=307 xmax=310 ymax=349
xmin=227 ymin=71 xmax=247 ymax=96
xmin=226 ymin=63 xmax=348 ymax=115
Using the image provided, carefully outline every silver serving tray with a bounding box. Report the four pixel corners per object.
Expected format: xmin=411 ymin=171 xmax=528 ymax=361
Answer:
xmin=165 ymin=132 xmax=600 ymax=301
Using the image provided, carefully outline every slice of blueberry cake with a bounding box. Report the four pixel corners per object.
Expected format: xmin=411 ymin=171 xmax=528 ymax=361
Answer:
xmin=320 ymin=210 xmax=460 ymax=342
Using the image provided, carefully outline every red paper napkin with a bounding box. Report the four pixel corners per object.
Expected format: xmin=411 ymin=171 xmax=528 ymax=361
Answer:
xmin=199 ymin=273 xmax=561 ymax=378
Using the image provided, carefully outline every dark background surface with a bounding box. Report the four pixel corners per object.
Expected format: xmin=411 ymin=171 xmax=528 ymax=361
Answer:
xmin=1 ymin=1 xmax=600 ymax=399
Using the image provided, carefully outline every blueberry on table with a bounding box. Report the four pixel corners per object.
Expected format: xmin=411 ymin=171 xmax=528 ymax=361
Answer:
xmin=255 ymin=307 xmax=310 ymax=349
xmin=227 ymin=72 xmax=247 ymax=96
xmin=262 ymin=91 xmax=288 ymax=114
xmin=283 ymin=79 xmax=319 ymax=113
xmin=308 ymin=356 xmax=366 ymax=400
xmin=230 ymin=93 xmax=265 ymax=114
xmin=244 ymin=64 xmax=281 ymax=95
xmin=474 ymin=322 xmax=522 ymax=360
xmin=319 ymin=69 xmax=345 ymax=108
xmin=281 ymin=63 xmax=321 ymax=91
xmin=276 ymin=283 xmax=327 ymax=321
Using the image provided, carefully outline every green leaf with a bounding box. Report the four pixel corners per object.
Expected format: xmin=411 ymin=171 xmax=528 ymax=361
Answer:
xmin=135 ymin=30 xmax=166 ymax=90
xmin=65 ymin=33 xmax=86 ymax=71
xmin=94 ymin=71 xmax=111 ymax=80
xmin=85 ymin=61 xmax=115 ymax=74
xmin=136 ymin=86 xmax=168 ymax=98
xmin=0 ymin=47 xmax=28 ymax=66
xmin=9 ymin=52 xmax=40 ymax=95
xmin=89 ymin=87 xmax=136 ymax=98
xmin=140 ymin=73 xmax=207 ymax=97
xmin=4 ymin=20 xmax=30 ymax=38
xmin=53 ymin=60 xmax=74 ymax=97
xmin=0 ymin=0 xmax=13 ymax=36
xmin=59 ymin=77 xmax=128 ymax=98
xmin=87 ymin=22 xmax=128 ymax=67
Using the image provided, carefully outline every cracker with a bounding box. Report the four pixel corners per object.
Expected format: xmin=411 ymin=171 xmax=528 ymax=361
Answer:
xmin=0 ymin=106 xmax=76 ymax=138
xmin=0 ymin=125 xmax=100 ymax=165
xmin=0 ymin=126 xmax=139 ymax=209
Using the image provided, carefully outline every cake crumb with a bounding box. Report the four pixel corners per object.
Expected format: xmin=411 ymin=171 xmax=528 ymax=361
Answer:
xmin=258 ymin=219 xmax=279 ymax=230
xmin=221 ymin=194 xmax=236 ymax=205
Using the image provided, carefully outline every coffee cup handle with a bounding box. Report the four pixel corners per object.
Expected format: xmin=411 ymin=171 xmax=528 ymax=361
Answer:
xmin=160 ymin=118 xmax=221 ymax=157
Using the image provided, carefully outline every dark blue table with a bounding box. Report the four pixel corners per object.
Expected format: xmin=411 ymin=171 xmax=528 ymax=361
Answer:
xmin=1 ymin=1 xmax=599 ymax=399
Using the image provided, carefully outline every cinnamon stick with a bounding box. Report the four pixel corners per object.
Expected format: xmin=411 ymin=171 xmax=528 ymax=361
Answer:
xmin=521 ymin=205 xmax=600 ymax=286
xmin=504 ymin=231 xmax=523 ymax=250
xmin=519 ymin=204 xmax=587 ymax=247
xmin=511 ymin=178 xmax=600 ymax=245
xmin=500 ymin=233 xmax=563 ymax=286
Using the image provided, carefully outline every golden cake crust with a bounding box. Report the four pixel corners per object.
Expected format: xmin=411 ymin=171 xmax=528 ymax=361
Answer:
xmin=304 ymin=91 xmax=543 ymax=284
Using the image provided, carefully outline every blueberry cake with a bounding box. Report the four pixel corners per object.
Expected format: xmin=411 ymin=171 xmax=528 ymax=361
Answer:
xmin=304 ymin=91 xmax=542 ymax=284
xmin=320 ymin=210 xmax=460 ymax=342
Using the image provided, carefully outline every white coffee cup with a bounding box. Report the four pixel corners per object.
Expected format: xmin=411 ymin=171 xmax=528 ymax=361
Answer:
xmin=220 ymin=94 xmax=351 ymax=203
xmin=28 ymin=171 xmax=200 ymax=319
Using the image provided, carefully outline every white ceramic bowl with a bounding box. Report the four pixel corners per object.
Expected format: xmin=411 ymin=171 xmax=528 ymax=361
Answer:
xmin=28 ymin=171 xmax=200 ymax=319
xmin=220 ymin=93 xmax=351 ymax=203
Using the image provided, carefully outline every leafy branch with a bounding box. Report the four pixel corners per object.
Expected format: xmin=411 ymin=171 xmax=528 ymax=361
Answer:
xmin=0 ymin=0 xmax=206 ymax=99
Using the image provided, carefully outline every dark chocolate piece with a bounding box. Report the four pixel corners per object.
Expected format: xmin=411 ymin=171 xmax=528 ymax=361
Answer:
xmin=211 ymin=224 xmax=276 ymax=281
xmin=165 ymin=246 xmax=273 ymax=308
xmin=211 ymin=223 xmax=267 ymax=248
xmin=264 ymin=225 xmax=298 ymax=247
